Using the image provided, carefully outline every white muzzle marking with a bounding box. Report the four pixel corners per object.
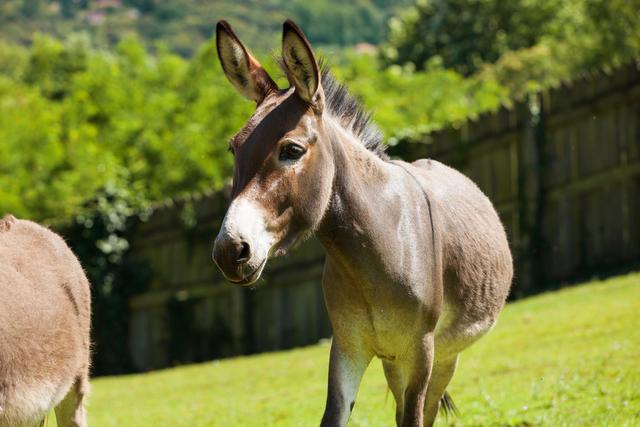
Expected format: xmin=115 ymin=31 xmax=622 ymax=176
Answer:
xmin=216 ymin=197 xmax=276 ymax=267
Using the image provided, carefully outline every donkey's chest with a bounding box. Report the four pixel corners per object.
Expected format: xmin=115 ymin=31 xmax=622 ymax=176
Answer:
xmin=327 ymin=277 xmax=434 ymax=357
xmin=322 ymin=232 xmax=441 ymax=357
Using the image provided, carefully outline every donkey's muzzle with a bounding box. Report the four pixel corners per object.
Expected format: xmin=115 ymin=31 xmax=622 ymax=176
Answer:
xmin=213 ymin=235 xmax=250 ymax=273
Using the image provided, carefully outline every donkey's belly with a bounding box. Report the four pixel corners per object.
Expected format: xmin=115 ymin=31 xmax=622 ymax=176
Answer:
xmin=432 ymin=293 xmax=499 ymax=361
xmin=356 ymin=296 xmax=497 ymax=364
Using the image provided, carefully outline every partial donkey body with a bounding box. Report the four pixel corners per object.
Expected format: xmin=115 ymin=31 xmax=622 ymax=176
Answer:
xmin=212 ymin=20 xmax=513 ymax=427
xmin=318 ymin=156 xmax=512 ymax=426
xmin=0 ymin=215 xmax=90 ymax=427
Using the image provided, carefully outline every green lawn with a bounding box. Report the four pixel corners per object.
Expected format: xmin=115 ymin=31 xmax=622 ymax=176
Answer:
xmin=55 ymin=273 xmax=640 ymax=426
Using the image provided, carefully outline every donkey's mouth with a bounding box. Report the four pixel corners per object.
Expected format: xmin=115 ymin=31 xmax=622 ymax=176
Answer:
xmin=228 ymin=258 xmax=267 ymax=286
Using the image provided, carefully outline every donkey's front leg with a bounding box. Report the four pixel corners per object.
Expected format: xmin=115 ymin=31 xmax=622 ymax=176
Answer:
xmin=400 ymin=334 xmax=435 ymax=427
xmin=321 ymin=339 xmax=372 ymax=427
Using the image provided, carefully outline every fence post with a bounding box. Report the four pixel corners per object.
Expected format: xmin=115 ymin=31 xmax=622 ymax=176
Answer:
xmin=517 ymin=92 xmax=546 ymax=294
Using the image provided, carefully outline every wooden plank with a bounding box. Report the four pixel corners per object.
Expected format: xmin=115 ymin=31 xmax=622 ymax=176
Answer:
xmin=546 ymin=162 xmax=640 ymax=201
xmin=129 ymin=282 xmax=232 ymax=310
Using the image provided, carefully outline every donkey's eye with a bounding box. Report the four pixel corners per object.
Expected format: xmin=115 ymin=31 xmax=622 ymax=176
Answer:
xmin=279 ymin=143 xmax=306 ymax=161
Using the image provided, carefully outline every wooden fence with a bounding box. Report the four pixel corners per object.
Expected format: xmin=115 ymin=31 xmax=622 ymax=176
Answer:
xmin=126 ymin=62 xmax=640 ymax=371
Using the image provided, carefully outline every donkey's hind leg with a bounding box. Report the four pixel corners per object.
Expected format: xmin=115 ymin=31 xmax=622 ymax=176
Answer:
xmin=423 ymin=355 xmax=458 ymax=426
xmin=54 ymin=375 xmax=89 ymax=427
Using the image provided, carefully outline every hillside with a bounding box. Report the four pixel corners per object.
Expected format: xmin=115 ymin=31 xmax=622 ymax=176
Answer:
xmin=48 ymin=272 xmax=640 ymax=426
xmin=0 ymin=0 xmax=413 ymax=56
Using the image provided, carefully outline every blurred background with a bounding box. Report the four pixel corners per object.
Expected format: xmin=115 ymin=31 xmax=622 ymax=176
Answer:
xmin=0 ymin=0 xmax=639 ymax=379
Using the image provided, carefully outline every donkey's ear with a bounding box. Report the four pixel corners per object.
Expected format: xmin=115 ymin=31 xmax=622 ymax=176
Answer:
xmin=282 ymin=20 xmax=323 ymax=110
xmin=216 ymin=20 xmax=277 ymax=103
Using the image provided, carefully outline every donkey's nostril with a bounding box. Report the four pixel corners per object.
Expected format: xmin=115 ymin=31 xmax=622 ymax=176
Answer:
xmin=236 ymin=241 xmax=251 ymax=263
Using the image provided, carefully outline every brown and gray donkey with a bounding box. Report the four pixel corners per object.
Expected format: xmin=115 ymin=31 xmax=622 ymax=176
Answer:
xmin=212 ymin=20 xmax=513 ymax=427
xmin=0 ymin=215 xmax=90 ymax=427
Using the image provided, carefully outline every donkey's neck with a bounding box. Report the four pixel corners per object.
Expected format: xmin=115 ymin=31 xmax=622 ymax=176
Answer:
xmin=315 ymin=117 xmax=439 ymax=298
xmin=316 ymin=118 xmax=400 ymax=274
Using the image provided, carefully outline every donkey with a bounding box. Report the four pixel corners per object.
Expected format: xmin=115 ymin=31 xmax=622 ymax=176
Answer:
xmin=212 ymin=20 xmax=513 ymax=427
xmin=0 ymin=215 xmax=91 ymax=427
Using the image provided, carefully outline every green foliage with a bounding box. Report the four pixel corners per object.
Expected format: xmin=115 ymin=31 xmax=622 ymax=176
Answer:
xmin=382 ymin=0 xmax=562 ymax=75
xmin=332 ymin=52 xmax=506 ymax=140
xmin=550 ymin=0 xmax=640 ymax=72
xmin=0 ymin=34 xmax=254 ymax=222
xmin=0 ymin=35 xmax=508 ymax=223
xmin=46 ymin=273 xmax=640 ymax=425
xmin=283 ymin=0 xmax=394 ymax=47
xmin=383 ymin=0 xmax=640 ymax=80
xmin=475 ymin=44 xmax=571 ymax=101
xmin=4 ymin=1 xmax=636 ymax=225
xmin=0 ymin=0 xmax=413 ymax=56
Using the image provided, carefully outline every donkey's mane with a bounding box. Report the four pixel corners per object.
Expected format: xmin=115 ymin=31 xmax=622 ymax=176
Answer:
xmin=320 ymin=66 xmax=388 ymax=160
xmin=279 ymin=58 xmax=387 ymax=160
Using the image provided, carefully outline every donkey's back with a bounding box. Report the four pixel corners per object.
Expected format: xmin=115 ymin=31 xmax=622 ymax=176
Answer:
xmin=0 ymin=215 xmax=90 ymax=427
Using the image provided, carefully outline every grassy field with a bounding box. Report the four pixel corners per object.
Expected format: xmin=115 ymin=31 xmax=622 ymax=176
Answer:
xmin=51 ymin=272 xmax=639 ymax=426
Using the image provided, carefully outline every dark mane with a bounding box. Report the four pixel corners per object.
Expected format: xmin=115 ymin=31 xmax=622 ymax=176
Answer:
xmin=320 ymin=66 xmax=388 ymax=160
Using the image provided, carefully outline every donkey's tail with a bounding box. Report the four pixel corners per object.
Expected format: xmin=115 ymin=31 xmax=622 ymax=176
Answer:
xmin=439 ymin=391 xmax=458 ymax=418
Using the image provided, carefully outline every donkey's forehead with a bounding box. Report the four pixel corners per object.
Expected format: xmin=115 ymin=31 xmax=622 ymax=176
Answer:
xmin=230 ymin=88 xmax=312 ymax=148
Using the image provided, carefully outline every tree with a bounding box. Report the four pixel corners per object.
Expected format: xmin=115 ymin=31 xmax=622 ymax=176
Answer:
xmin=582 ymin=0 xmax=640 ymax=69
xmin=20 ymin=0 xmax=43 ymax=17
xmin=382 ymin=0 xmax=562 ymax=75
xmin=59 ymin=0 xmax=75 ymax=18
xmin=0 ymin=34 xmax=250 ymax=222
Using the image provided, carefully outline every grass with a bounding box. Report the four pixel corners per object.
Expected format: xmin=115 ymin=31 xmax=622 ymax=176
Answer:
xmin=51 ymin=272 xmax=640 ymax=426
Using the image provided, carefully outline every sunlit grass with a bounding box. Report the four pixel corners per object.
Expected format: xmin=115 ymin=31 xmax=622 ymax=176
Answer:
xmin=49 ymin=272 xmax=640 ymax=426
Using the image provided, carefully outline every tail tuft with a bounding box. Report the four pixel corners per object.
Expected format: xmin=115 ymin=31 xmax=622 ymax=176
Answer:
xmin=439 ymin=391 xmax=458 ymax=418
